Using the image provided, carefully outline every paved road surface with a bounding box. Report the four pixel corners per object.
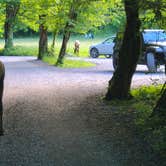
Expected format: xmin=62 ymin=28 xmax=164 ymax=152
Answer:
xmin=0 ymin=56 xmax=165 ymax=166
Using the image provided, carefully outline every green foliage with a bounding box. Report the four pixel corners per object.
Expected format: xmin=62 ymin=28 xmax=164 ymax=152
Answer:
xmin=0 ymin=3 xmax=5 ymax=37
xmin=19 ymin=0 xmax=124 ymax=37
xmin=140 ymin=0 xmax=166 ymax=29
xmin=131 ymin=85 xmax=162 ymax=105
xmin=74 ymin=1 xmax=111 ymax=34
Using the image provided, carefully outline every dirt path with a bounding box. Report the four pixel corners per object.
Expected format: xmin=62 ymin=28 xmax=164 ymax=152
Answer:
xmin=0 ymin=56 xmax=164 ymax=166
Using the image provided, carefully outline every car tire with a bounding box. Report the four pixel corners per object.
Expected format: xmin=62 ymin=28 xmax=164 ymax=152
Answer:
xmin=146 ymin=52 xmax=157 ymax=72
xmin=112 ymin=51 xmax=119 ymax=70
xmin=105 ymin=54 xmax=111 ymax=58
xmin=90 ymin=48 xmax=99 ymax=58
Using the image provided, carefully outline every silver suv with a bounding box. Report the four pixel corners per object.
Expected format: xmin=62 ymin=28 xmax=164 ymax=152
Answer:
xmin=113 ymin=29 xmax=166 ymax=72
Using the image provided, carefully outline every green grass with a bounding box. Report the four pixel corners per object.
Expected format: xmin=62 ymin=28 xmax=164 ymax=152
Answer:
xmin=131 ymin=85 xmax=162 ymax=102
xmin=43 ymin=55 xmax=95 ymax=68
xmin=0 ymin=46 xmax=38 ymax=56
xmin=0 ymin=34 xmax=111 ymax=57
xmin=0 ymin=35 xmax=108 ymax=68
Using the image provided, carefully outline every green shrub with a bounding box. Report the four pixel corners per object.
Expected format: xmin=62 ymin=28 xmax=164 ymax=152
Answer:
xmin=131 ymin=85 xmax=162 ymax=106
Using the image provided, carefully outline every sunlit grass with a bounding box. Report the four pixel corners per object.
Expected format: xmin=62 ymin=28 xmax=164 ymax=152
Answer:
xmin=0 ymin=34 xmax=110 ymax=68
xmin=43 ymin=55 xmax=95 ymax=68
xmin=131 ymin=85 xmax=162 ymax=104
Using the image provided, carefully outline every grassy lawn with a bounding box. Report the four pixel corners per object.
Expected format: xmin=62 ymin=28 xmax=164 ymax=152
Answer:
xmin=0 ymin=35 xmax=111 ymax=68
xmin=0 ymin=34 xmax=111 ymax=57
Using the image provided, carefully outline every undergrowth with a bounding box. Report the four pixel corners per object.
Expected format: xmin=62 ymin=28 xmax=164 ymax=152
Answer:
xmin=109 ymin=84 xmax=165 ymax=165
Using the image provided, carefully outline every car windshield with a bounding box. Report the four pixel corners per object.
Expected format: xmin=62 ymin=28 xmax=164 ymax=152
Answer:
xmin=143 ymin=31 xmax=166 ymax=43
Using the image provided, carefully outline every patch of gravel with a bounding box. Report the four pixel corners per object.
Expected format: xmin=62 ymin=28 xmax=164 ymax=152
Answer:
xmin=0 ymin=56 xmax=164 ymax=166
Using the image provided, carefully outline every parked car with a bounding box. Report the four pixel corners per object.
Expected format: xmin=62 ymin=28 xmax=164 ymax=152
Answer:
xmin=89 ymin=36 xmax=115 ymax=58
xmin=113 ymin=29 xmax=166 ymax=72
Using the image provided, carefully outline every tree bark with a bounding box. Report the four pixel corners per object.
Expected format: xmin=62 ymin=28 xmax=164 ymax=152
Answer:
xmin=105 ymin=0 xmax=141 ymax=100
xmin=4 ymin=21 xmax=13 ymax=49
xmin=56 ymin=25 xmax=71 ymax=65
xmin=38 ymin=15 xmax=48 ymax=60
xmin=51 ymin=30 xmax=57 ymax=49
xmin=4 ymin=3 xmax=20 ymax=49
xmin=56 ymin=6 xmax=77 ymax=65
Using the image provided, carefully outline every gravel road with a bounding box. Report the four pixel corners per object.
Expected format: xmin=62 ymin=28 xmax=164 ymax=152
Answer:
xmin=0 ymin=56 xmax=165 ymax=166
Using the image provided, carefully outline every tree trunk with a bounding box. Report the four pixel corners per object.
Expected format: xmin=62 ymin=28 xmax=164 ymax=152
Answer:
xmin=4 ymin=3 xmax=20 ymax=49
xmin=51 ymin=30 xmax=57 ymax=49
xmin=56 ymin=25 xmax=71 ymax=65
xmin=38 ymin=15 xmax=48 ymax=60
xmin=4 ymin=21 xmax=13 ymax=49
xmin=56 ymin=6 xmax=77 ymax=65
xmin=0 ymin=62 xmax=5 ymax=136
xmin=105 ymin=0 xmax=141 ymax=100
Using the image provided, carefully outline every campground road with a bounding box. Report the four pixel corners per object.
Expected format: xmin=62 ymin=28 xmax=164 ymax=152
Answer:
xmin=0 ymin=56 xmax=165 ymax=166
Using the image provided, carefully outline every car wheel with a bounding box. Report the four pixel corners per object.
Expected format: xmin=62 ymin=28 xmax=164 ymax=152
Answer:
xmin=146 ymin=52 xmax=157 ymax=72
xmin=112 ymin=51 xmax=119 ymax=70
xmin=90 ymin=48 xmax=99 ymax=58
xmin=105 ymin=54 xmax=111 ymax=58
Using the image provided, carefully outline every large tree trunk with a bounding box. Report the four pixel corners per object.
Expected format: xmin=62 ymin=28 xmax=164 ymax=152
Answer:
xmin=38 ymin=15 xmax=48 ymax=60
xmin=56 ymin=6 xmax=77 ymax=65
xmin=4 ymin=3 xmax=20 ymax=49
xmin=105 ymin=0 xmax=141 ymax=100
xmin=0 ymin=62 xmax=5 ymax=136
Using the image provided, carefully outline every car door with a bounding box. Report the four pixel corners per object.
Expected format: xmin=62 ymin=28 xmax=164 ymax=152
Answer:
xmin=101 ymin=37 xmax=115 ymax=55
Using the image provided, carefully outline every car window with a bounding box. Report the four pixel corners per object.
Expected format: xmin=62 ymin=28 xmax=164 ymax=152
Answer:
xmin=143 ymin=31 xmax=166 ymax=43
xmin=158 ymin=31 xmax=166 ymax=41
